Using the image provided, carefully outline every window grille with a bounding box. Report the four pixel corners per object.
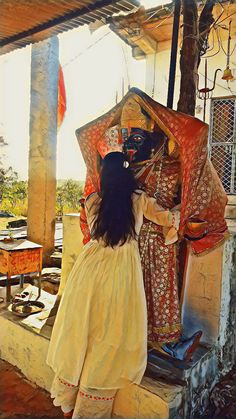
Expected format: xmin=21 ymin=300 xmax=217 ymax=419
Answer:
xmin=209 ymin=96 xmax=236 ymax=194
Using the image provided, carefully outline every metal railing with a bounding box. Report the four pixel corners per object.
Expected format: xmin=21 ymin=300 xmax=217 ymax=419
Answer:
xmin=209 ymin=96 xmax=236 ymax=194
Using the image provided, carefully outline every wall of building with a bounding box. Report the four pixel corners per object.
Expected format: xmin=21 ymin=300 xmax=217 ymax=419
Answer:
xmin=145 ymin=38 xmax=236 ymax=124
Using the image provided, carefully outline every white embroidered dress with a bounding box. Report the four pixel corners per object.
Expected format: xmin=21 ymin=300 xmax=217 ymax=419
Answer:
xmin=47 ymin=191 xmax=178 ymax=391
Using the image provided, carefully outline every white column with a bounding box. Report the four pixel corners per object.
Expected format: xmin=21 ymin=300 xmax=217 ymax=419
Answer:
xmin=28 ymin=37 xmax=59 ymax=264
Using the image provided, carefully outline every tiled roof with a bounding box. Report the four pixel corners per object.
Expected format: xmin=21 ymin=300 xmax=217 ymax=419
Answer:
xmin=0 ymin=0 xmax=139 ymax=55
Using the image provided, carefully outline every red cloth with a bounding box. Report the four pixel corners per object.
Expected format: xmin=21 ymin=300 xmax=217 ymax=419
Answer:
xmin=76 ymin=88 xmax=228 ymax=254
xmin=58 ymin=64 xmax=66 ymax=128
xmin=135 ymin=158 xmax=182 ymax=342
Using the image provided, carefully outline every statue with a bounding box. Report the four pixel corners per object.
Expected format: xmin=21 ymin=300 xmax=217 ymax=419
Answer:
xmin=76 ymin=87 xmax=228 ymax=361
xmin=120 ymin=98 xmax=183 ymax=353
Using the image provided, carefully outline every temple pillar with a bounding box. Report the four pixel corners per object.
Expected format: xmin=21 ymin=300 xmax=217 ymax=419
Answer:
xmin=27 ymin=37 xmax=59 ymax=265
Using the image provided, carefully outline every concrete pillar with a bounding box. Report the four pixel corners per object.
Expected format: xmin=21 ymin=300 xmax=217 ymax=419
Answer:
xmin=182 ymin=220 xmax=236 ymax=374
xmin=225 ymin=195 xmax=236 ymax=219
xmin=28 ymin=37 xmax=59 ymax=265
xmin=181 ymin=243 xmax=225 ymax=344
xmin=58 ymin=213 xmax=84 ymax=296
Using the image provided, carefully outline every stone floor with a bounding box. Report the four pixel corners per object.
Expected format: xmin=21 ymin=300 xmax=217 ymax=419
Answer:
xmin=0 ymin=359 xmax=63 ymax=419
xmin=0 ymin=358 xmax=236 ymax=418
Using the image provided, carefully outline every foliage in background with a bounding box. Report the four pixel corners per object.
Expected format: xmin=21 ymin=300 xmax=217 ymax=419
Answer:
xmin=1 ymin=135 xmax=84 ymax=217
xmin=56 ymin=179 xmax=83 ymax=215
xmin=1 ymin=178 xmax=84 ymax=218
xmin=0 ymin=166 xmax=18 ymax=201
xmin=1 ymin=179 xmax=28 ymax=216
xmin=0 ymin=135 xmax=24 ymax=212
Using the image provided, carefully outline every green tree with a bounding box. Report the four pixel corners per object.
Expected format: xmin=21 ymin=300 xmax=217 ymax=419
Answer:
xmin=2 ymin=180 xmax=28 ymax=207
xmin=56 ymin=179 xmax=83 ymax=215
xmin=0 ymin=135 xmax=18 ymax=204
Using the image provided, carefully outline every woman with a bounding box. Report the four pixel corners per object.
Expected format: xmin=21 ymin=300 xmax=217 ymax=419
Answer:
xmin=47 ymin=152 xmax=179 ymax=418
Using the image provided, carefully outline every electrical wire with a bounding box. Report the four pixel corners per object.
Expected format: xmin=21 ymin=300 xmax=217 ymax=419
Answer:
xmin=211 ymin=0 xmax=225 ymax=29
xmin=60 ymin=0 xmax=236 ymax=94
xmin=215 ymin=9 xmax=236 ymax=26
xmin=121 ymin=7 xmax=174 ymax=44
xmin=142 ymin=6 xmax=169 ymax=25
xmin=62 ymin=30 xmax=112 ymax=69
xmin=218 ymin=23 xmax=236 ymax=57
xmin=201 ymin=28 xmax=221 ymax=58
xmin=61 ymin=5 xmax=174 ymax=70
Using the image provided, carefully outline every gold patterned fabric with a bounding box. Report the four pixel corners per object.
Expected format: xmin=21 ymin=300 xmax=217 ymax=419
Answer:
xmin=133 ymin=156 xmax=182 ymax=343
xmin=120 ymin=97 xmax=154 ymax=132
xmin=47 ymin=192 xmax=179 ymax=388
xmin=76 ymin=87 xmax=228 ymax=255
xmin=76 ymin=87 xmax=228 ymax=345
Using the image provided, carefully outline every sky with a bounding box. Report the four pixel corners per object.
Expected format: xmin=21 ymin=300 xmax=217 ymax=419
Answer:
xmin=0 ymin=0 xmax=168 ymax=181
xmin=1 ymin=0 xmax=235 ymax=182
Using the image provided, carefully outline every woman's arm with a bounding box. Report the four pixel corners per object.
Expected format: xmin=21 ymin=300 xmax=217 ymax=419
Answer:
xmin=141 ymin=192 xmax=180 ymax=229
xmin=141 ymin=192 xmax=180 ymax=245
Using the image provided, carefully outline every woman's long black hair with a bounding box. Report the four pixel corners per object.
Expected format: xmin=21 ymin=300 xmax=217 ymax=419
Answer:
xmin=91 ymin=152 xmax=138 ymax=247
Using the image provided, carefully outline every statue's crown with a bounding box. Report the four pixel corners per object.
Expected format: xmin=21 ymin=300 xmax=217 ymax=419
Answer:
xmin=120 ymin=97 xmax=154 ymax=132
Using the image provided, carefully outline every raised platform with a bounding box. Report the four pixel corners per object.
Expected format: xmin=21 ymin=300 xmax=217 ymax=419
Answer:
xmin=1 ymin=215 xmax=235 ymax=417
xmin=0 ymin=306 xmax=218 ymax=419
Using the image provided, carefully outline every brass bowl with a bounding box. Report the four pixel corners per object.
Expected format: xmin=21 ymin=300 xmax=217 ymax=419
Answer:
xmin=11 ymin=300 xmax=45 ymax=317
xmin=186 ymin=218 xmax=208 ymax=234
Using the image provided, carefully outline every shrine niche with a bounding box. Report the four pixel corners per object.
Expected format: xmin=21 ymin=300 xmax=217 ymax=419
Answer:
xmin=75 ymin=87 xmax=228 ymax=359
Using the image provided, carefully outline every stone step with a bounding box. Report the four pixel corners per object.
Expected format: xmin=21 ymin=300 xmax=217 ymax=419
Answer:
xmin=113 ymin=375 xmax=183 ymax=419
xmin=114 ymin=344 xmax=217 ymax=418
xmin=144 ymin=345 xmax=217 ymax=418
xmin=146 ymin=345 xmax=212 ymax=383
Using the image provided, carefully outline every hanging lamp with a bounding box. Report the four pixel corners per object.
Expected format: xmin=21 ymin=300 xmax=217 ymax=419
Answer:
xmin=222 ymin=20 xmax=234 ymax=81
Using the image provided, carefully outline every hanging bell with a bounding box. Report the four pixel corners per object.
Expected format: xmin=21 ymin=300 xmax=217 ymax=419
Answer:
xmin=222 ymin=66 xmax=234 ymax=81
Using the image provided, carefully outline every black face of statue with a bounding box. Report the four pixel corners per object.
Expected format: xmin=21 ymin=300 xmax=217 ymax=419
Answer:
xmin=123 ymin=128 xmax=166 ymax=163
xmin=123 ymin=128 xmax=152 ymax=163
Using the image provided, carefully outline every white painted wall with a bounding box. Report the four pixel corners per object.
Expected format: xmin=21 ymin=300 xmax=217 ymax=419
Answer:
xmin=145 ymin=39 xmax=236 ymax=124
